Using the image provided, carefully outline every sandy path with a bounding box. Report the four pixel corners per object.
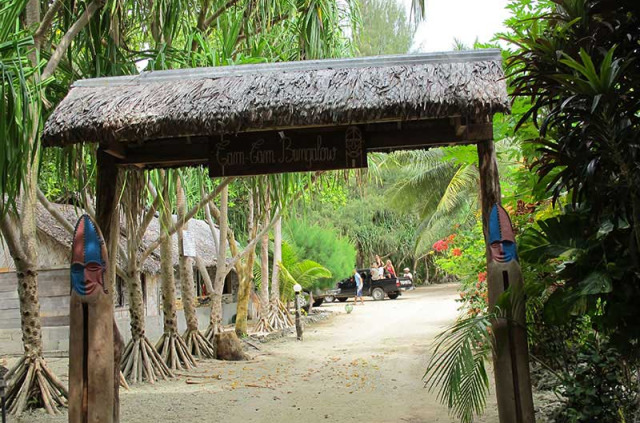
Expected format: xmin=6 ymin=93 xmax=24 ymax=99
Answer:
xmin=10 ymin=284 xmax=499 ymax=423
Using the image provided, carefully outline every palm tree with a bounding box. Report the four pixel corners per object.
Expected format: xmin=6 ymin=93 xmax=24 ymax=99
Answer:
xmin=177 ymin=174 xmax=217 ymax=359
xmin=0 ymin=0 xmax=105 ymax=414
xmin=119 ymin=170 xmax=174 ymax=384
xmin=278 ymin=241 xmax=332 ymax=302
xmin=155 ymin=171 xmax=197 ymax=371
xmin=384 ymin=148 xmax=479 ymax=254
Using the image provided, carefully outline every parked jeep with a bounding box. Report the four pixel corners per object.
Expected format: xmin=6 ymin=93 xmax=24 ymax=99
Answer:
xmin=312 ymin=269 xmax=413 ymax=305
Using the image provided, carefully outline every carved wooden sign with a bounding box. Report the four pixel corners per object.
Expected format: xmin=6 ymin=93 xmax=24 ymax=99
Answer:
xmin=208 ymin=126 xmax=367 ymax=177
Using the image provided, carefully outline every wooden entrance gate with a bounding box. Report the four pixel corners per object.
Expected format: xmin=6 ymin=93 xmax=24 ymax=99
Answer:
xmin=44 ymin=49 xmax=535 ymax=423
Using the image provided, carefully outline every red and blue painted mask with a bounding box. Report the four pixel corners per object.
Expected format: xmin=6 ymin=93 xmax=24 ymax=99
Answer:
xmin=488 ymin=204 xmax=517 ymax=263
xmin=71 ymin=215 xmax=107 ymax=296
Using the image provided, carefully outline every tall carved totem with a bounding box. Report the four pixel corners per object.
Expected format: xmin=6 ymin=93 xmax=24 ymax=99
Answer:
xmin=69 ymin=215 xmax=114 ymax=423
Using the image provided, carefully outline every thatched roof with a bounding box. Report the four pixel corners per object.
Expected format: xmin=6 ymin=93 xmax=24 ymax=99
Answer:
xmin=36 ymin=203 xmax=221 ymax=274
xmin=43 ymin=50 xmax=509 ymax=146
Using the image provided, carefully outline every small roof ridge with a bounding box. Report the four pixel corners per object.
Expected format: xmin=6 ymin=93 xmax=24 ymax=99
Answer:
xmin=72 ymin=49 xmax=503 ymax=88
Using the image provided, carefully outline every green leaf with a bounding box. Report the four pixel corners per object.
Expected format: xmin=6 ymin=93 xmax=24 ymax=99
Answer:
xmin=577 ymin=271 xmax=612 ymax=296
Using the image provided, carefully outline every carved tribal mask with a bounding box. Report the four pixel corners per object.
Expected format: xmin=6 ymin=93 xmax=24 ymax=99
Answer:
xmin=488 ymin=204 xmax=517 ymax=263
xmin=71 ymin=215 xmax=108 ymax=296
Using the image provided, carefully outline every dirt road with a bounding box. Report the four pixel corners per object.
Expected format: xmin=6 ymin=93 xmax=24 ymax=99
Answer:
xmin=13 ymin=284 xmax=499 ymax=423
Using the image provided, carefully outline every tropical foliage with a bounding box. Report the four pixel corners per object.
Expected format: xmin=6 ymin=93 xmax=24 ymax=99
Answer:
xmin=424 ymin=1 xmax=640 ymax=422
xmin=284 ymin=219 xmax=356 ymax=290
xmin=354 ymin=0 xmax=415 ymax=56
xmin=278 ymin=240 xmax=332 ymax=300
xmin=424 ymin=314 xmax=493 ymax=423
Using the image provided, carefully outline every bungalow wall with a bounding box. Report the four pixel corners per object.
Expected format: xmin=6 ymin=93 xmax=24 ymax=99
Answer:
xmin=0 ymin=264 xmax=245 ymax=356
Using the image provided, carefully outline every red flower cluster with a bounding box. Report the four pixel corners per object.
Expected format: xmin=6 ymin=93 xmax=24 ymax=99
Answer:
xmin=432 ymin=234 xmax=458 ymax=253
xmin=478 ymin=271 xmax=487 ymax=282
xmin=452 ymin=248 xmax=462 ymax=257
xmin=432 ymin=239 xmax=449 ymax=252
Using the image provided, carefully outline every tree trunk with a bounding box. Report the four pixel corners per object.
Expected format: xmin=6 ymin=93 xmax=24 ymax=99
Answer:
xmin=259 ymin=231 xmax=270 ymax=310
xmin=155 ymin=176 xmax=196 ymax=370
xmin=179 ymin=256 xmax=198 ymax=331
xmin=2 ymin=135 xmax=68 ymax=416
xmin=270 ymin=216 xmax=282 ymax=305
xmin=189 ymin=256 xmax=216 ymax=359
xmin=120 ymin=172 xmax=172 ymax=384
xmin=16 ymin=268 xmax=42 ymax=356
xmin=176 ymin=179 xmax=215 ymax=359
xmin=252 ymin=206 xmax=273 ymax=334
xmin=234 ymin=253 xmax=255 ymax=337
xmin=235 ymin=189 xmax=257 ymax=337
xmin=2 ymin=211 xmax=67 ymax=414
xmin=127 ymin=268 xmax=146 ymax=341
xmin=264 ymin=216 xmax=292 ymax=331
xmin=176 ymin=178 xmax=198 ymax=332
xmin=205 ymin=185 xmax=229 ymax=344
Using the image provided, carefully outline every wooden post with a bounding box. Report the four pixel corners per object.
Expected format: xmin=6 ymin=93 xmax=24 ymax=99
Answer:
xmin=294 ymin=292 xmax=303 ymax=341
xmin=69 ymin=148 xmax=119 ymax=423
xmin=476 ymin=140 xmax=536 ymax=423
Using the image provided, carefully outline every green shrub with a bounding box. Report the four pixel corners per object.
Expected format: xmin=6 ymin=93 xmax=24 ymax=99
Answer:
xmin=557 ymin=341 xmax=637 ymax=423
xmin=284 ymin=219 xmax=357 ymax=290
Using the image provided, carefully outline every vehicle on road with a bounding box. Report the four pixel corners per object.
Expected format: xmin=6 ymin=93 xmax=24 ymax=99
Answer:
xmin=312 ymin=269 xmax=413 ymax=305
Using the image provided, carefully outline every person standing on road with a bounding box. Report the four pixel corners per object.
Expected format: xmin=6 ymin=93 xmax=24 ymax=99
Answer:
xmin=354 ymin=269 xmax=364 ymax=305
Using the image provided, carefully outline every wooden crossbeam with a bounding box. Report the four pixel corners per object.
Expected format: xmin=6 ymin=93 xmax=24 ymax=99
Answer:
xmin=104 ymin=118 xmax=493 ymax=171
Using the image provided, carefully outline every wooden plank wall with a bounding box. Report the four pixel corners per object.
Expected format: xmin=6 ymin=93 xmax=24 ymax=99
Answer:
xmin=0 ymin=268 xmax=70 ymax=329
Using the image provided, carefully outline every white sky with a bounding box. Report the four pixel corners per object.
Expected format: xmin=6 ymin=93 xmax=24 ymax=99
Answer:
xmin=401 ymin=0 xmax=510 ymax=52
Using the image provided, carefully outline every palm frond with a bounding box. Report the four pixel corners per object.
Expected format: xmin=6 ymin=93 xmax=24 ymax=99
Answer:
xmin=424 ymin=314 xmax=494 ymax=423
xmin=0 ymin=0 xmax=41 ymax=216
xmin=279 ymin=258 xmax=331 ymax=300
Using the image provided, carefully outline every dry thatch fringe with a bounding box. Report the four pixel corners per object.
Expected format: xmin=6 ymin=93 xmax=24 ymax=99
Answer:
xmin=183 ymin=329 xmax=216 ymax=359
xmin=155 ymin=332 xmax=197 ymax=371
xmin=43 ymin=56 xmax=509 ymax=146
xmin=4 ymin=355 xmax=68 ymax=415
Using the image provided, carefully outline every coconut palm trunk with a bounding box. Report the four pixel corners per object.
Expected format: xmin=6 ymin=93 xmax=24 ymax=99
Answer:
xmin=155 ymin=175 xmax=196 ymax=370
xmin=119 ymin=172 xmax=173 ymax=384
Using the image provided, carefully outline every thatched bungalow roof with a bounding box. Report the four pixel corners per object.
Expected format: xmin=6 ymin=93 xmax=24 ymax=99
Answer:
xmin=43 ymin=50 xmax=509 ymax=147
xmin=35 ymin=203 xmax=221 ymax=274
